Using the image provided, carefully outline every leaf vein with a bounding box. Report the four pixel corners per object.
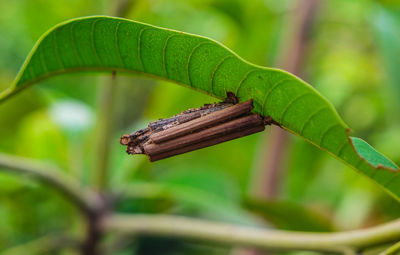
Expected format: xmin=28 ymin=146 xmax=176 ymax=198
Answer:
xmin=235 ymin=69 xmax=257 ymax=96
xmin=53 ymin=29 xmax=65 ymax=70
xmin=28 ymin=65 xmax=36 ymax=80
xmin=210 ymin=55 xmax=233 ymax=94
xmin=70 ymin=22 xmax=83 ymax=66
xmin=299 ymin=106 xmax=329 ymax=135
xmin=384 ymin=172 xmax=400 ymax=188
xmin=336 ymin=141 xmax=348 ymax=156
xmin=138 ymin=27 xmax=150 ymax=72
xmin=39 ymin=47 xmax=48 ymax=74
xmin=369 ymin=167 xmax=380 ymax=178
xmin=114 ymin=21 xmax=124 ymax=67
xmin=90 ymin=19 xmax=102 ymax=65
xmin=162 ymin=33 xmax=177 ymax=78
xmin=261 ymin=78 xmax=291 ymax=116
xmin=279 ymin=92 xmax=311 ymax=124
xmin=319 ymin=123 xmax=341 ymax=145
xmin=186 ymin=41 xmax=211 ymax=87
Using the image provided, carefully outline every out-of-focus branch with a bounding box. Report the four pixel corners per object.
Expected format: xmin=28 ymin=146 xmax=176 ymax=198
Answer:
xmin=83 ymin=2 xmax=134 ymax=254
xmin=93 ymin=75 xmax=116 ymax=190
xmin=1 ymin=233 xmax=78 ymax=255
xmin=0 ymin=153 xmax=101 ymax=214
xmin=380 ymin=241 xmax=400 ymax=255
xmin=92 ymin=0 xmax=136 ymax=190
xmin=111 ymin=0 xmax=136 ymax=17
xmin=102 ymin=214 xmax=400 ymax=254
xmin=278 ymin=0 xmax=319 ymax=74
xmin=254 ymin=0 xmax=320 ymax=198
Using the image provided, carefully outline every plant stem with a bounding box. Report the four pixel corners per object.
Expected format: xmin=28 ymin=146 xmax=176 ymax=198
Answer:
xmin=93 ymin=75 xmax=116 ymax=190
xmin=110 ymin=0 xmax=135 ymax=17
xmin=102 ymin=214 xmax=400 ymax=254
xmin=84 ymin=75 xmax=114 ymax=255
xmin=84 ymin=1 xmax=133 ymax=254
xmin=380 ymin=241 xmax=400 ymax=255
xmin=93 ymin=0 xmax=134 ymax=191
xmin=0 ymin=153 xmax=101 ymax=214
xmin=254 ymin=0 xmax=320 ymax=198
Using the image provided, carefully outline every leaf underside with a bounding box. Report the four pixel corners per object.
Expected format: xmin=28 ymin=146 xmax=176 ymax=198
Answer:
xmin=1 ymin=16 xmax=398 ymax=200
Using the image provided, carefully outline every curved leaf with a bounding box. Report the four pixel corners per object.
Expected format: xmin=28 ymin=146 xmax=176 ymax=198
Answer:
xmin=1 ymin=16 xmax=399 ymax=200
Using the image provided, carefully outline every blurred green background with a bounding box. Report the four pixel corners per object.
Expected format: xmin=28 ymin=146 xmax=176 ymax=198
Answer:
xmin=0 ymin=0 xmax=400 ymax=254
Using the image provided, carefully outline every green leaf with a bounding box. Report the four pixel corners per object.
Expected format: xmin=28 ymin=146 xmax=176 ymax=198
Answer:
xmin=1 ymin=16 xmax=399 ymax=199
xmin=351 ymin=137 xmax=398 ymax=170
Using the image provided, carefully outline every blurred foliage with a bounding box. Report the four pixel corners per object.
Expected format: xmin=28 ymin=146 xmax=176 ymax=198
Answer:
xmin=0 ymin=0 xmax=399 ymax=254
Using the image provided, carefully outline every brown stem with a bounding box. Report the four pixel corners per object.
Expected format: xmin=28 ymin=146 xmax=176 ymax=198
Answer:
xmin=148 ymin=101 xmax=234 ymax=132
xmin=260 ymin=127 xmax=290 ymax=197
xmin=254 ymin=0 xmax=320 ymax=198
xmin=149 ymin=124 xmax=265 ymax=162
xmin=145 ymin=114 xmax=263 ymax=155
xmin=120 ymin=99 xmax=271 ymax=161
xmin=150 ymin=100 xmax=253 ymax=143
xmin=82 ymin=208 xmax=107 ymax=255
xmin=121 ymin=100 xmax=238 ymax=145
xmin=83 ymin=1 xmax=133 ymax=254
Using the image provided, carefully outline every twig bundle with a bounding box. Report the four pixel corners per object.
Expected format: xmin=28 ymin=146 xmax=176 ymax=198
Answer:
xmin=120 ymin=96 xmax=271 ymax=162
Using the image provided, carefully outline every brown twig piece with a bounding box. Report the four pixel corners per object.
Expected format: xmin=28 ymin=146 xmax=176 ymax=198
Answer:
xmin=145 ymin=114 xmax=263 ymax=155
xmin=120 ymin=95 xmax=273 ymax=162
xmin=149 ymin=125 xmax=265 ymax=162
xmin=150 ymin=100 xmax=253 ymax=144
